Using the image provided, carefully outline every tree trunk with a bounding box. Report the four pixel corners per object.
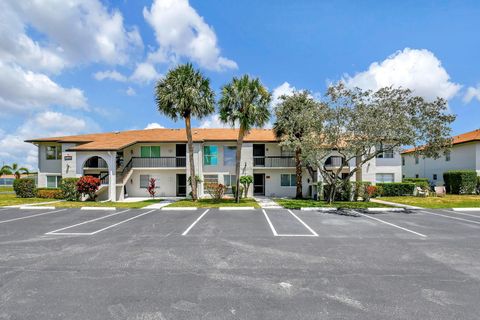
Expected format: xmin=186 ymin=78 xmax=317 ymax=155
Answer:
xmin=295 ymin=148 xmax=303 ymax=199
xmin=185 ymin=116 xmax=197 ymax=201
xmin=234 ymin=126 xmax=245 ymax=203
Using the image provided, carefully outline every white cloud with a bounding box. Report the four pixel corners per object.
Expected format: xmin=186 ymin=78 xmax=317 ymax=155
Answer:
xmin=342 ymin=48 xmax=461 ymax=101
xmin=0 ymin=62 xmax=87 ymax=113
xmin=143 ymin=0 xmax=237 ymax=71
xmin=145 ymin=122 xmax=165 ymax=129
xmin=130 ymin=62 xmax=161 ymax=83
xmin=126 ymin=87 xmax=136 ymax=96
xmin=3 ymin=0 xmax=143 ymax=69
xmin=0 ymin=111 xmax=99 ymax=169
xmin=463 ymin=85 xmax=480 ymax=103
xmin=199 ymin=114 xmax=232 ymax=128
xmin=94 ymin=70 xmax=127 ymax=82
xmin=272 ymin=82 xmax=296 ymax=107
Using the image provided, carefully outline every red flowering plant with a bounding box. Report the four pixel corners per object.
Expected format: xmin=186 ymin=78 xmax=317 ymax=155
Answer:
xmin=76 ymin=176 xmax=101 ymax=201
xmin=147 ymin=178 xmax=156 ymax=199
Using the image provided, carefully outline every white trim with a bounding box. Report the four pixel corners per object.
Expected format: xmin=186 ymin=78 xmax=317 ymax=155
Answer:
xmin=219 ymin=207 xmax=255 ymax=210
xmin=162 ymin=207 xmax=198 ymax=211
xmin=452 ymin=208 xmax=480 ymax=212
xmin=20 ymin=206 xmax=55 ymax=210
xmin=81 ymin=207 xmax=116 ymax=211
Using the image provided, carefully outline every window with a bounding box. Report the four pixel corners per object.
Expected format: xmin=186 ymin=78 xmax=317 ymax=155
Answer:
xmin=203 ymin=174 xmax=218 ymax=184
xmin=46 ymin=145 xmax=61 ymax=160
xmin=203 ymin=146 xmax=218 ymax=165
xmin=376 ymin=173 xmax=394 ymax=183
xmin=280 ymin=174 xmax=296 ymax=187
xmin=223 ymin=146 xmax=236 ymax=166
xmin=415 ymin=174 xmax=419 ymax=178
xmin=140 ymin=175 xmax=149 ymax=188
xmin=223 ymin=174 xmax=236 ymax=193
xmin=445 ymin=151 xmax=451 ymax=162
xmin=415 ymin=156 xmax=419 ymax=164
xmin=140 ymin=146 xmax=160 ymax=158
xmin=46 ymin=175 xmax=61 ymax=188
xmin=402 ymin=157 xmax=405 ymax=166
xmin=433 ymin=174 xmax=437 ymax=180
xmin=376 ymin=144 xmax=394 ymax=159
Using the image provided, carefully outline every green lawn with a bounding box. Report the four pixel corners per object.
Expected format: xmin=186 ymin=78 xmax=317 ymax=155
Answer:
xmin=0 ymin=194 xmax=56 ymax=207
xmin=274 ymin=198 xmax=392 ymax=209
xmin=0 ymin=186 xmax=14 ymax=192
xmin=380 ymin=195 xmax=480 ymax=208
xmin=44 ymin=199 xmax=163 ymax=209
xmin=166 ymin=198 xmax=260 ymax=208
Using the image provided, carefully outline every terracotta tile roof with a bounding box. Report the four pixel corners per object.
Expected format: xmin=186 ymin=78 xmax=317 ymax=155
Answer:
xmin=402 ymin=128 xmax=480 ymax=154
xmin=25 ymin=128 xmax=278 ymax=151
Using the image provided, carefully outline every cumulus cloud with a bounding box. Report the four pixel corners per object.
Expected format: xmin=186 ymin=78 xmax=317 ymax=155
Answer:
xmin=463 ymin=85 xmax=480 ymax=103
xmin=143 ymin=0 xmax=237 ymax=71
xmin=145 ymin=122 xmax=165 ymax=129
xmin=130 ymin=62 xmax=162 ymax=83
xmin=0 ymin=62 xmax=87 ymax=113
xmin=342 ymin=48 xmax=461 ymax=101
xmin=0 ymin=111 xmax=99 ymax=169
xmin=94 ymin=70 xmax=128 ymax=82
xmin=271 ymin=82 xmax=296 ymax=107
xmin=199 ymin=114 xmax=232 ymax=129
xmin=126 ymin=87 xmax=136 ymax=96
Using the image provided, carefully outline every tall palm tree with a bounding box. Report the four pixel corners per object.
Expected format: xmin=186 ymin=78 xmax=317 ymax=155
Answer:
xmin=274 ymin=90 xmax=319 ymax=199
xmin=1 ymin=163 xmax=29 ymax=179
xmin=219 ymin=75 xmax=271 ymax=202
xmin=155 ymin=63 xmax=215 ymax=201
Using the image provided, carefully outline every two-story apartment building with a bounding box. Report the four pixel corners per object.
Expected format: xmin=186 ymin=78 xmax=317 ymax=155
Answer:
xmin=26 ymin=128 xmax=402 ymax=201
xmin=402 ymin=128 xmax=480 ymax=186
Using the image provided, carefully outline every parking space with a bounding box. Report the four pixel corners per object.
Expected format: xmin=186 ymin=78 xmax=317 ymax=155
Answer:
xmin=1 ymin=206 xmax=480 ymax=319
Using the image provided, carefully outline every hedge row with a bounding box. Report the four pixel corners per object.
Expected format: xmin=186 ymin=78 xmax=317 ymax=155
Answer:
xmin=13 ymin=177 xmax=80 ymax=200
xmin=403 ymin=178 xmax=429 ymax=190
xmin=36 ymin=188 xmax=64 ymax=199
xmin=443 ymin=170 xmax=477 ymax=194
xmin=376 ymin=182 xmax=415 ymax=196
xmin=13 ymin=178 xmax=36 ymax=198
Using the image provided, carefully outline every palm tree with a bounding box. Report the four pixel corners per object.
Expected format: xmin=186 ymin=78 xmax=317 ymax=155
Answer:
xmin=1 ymin=163 xmax=29 ymax=179
xmin=273 ymin=90 xmax=319 ymax=199
xmin=219 ymin=75 xmax=271 ymax=202
xmin=155 ymin=63 xmax=215 ymax=201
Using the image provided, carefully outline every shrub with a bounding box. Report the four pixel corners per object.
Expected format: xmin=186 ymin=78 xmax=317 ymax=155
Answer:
xmin=13 ymin=178 xmax=36 ymax=198
xmin=377 ymin=182 xmax=415 ymax=196
xmin=36 ymin=188 xmax=63 ymax=199
xmin=204 ymin=183 xmax=226 ymax=201
xmin=353 ymin=181 xmax=372 ymax=201
xmin=147 ymin=178 xmax=156 ymax=198
xmin=232 ymin=185 xmax=244 ymax=199
xmin=443 ymin=170 xmax=477 ymax=194
xmin=239 ymin=175 xmax=253 ymax=198
xmin=364 ymin=185 xmax=382 ymax=201
xmin=403 ymin=178 xmax=429 ymax=190
xmin=477 ymin=176 xmax=480 ymax=195
xmin=76 ymin=176 xmax=101 ymax=201
xmin=59 ymin=178 xmax=80 ymax=201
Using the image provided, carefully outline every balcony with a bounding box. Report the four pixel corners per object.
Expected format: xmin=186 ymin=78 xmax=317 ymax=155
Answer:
xmin=131 ymin=157 xmax=186 ymax=168
xmin=253 ymin=156 xmax=296 ymax=167
xmin=83 ymin=157 xmax=108 ymax=169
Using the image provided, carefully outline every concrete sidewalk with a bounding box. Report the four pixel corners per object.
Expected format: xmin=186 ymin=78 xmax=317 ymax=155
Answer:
xmin=371 ymin=198 xmax=422 ymax=209
xmin=254 ymin=196 xmax=282 ymax=209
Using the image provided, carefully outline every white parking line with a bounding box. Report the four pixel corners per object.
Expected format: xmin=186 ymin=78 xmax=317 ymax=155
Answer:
xmin=181 ymin=209 xmax=209 ymax=236
xmin=422 ymin=210 xmax=480 ymax=226
xmin=439 ymin=209 xmax=480 ymax=219
xmin=0 ymin=208 xmax=67 ymax=224
xmin=89 ymin=209 xmax=156 ymax=235
xmin=287 ymin=210 xmax=319 ymax=236
xmin=262 ymin=209 xmax=278 ymax=236
xmin=45 ymin=209 xmax=130 ymax=235
xmin=356 ymin=211 xmax=427 ymax=238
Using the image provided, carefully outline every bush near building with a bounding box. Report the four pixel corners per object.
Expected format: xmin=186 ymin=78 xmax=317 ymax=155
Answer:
xmin=377 ymin=182 xmax=415 ymax=196
xmin=443 ymin=170 xmax=477 ymax=194
xmin=76 ymin=176 xmax=101 ymax=201
xmin=13 ymin=178 xmax=37 ymax=198
xmin=36 ymin=188 xmax=63 ymax=199
xmin=403 ymin=178 xmax=430 ymax=190
xmin=59 ymin=178 xmax=80 ymax=201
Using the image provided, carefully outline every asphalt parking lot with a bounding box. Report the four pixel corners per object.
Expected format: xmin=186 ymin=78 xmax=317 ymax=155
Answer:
xmin=0 ymin=206 xmax=480 ymax=319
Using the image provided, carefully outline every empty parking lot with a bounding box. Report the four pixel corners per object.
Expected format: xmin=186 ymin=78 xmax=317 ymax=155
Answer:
xmin=0 ymin=206 xmax=480 ymax=319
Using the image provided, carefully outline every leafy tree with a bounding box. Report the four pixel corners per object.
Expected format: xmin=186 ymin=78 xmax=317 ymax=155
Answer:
xmin=155 ymin=63 xmax=215 ymax=200
xmin=219 ymin=75 xmax=271 ymax=202
xmin=239 ymin=175 xmax=253 ymax=198
xmin=1 ymin=163 xmax=29 ymax=179
xmin=76 ymin=176 xmax=101 ymax=201
xmin=301 ymin=83 xmax=455 ymax=203
xmin=274 ymin=90 xmax=323 ymax=198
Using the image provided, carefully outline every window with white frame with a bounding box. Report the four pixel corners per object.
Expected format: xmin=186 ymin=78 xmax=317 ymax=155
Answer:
xmin=46 ymin=145 xmax=62 ymax=160
xmin=223 ymin=174 xmax=236 ymax=193
xmin=375 ymin=173 xmax=394 ymax=183
xmin=203 ymin=174 xmax=218 ymax=184
xmin=47 ymin=175 xmax=62 ymax=188
xmin=376 ymin=144 xmax=394 ymax=158
xmin=140 ymin=146 xmax=160 ymax=158
xmin=140 ymin=175 xmax=149 ymax=188
xmin=223 ymin=146 xmax=236 ymax=166
xmin=280 ymin=174 xmax=296 ymax=187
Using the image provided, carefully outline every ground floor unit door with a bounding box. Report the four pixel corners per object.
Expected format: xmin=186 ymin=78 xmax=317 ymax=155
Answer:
xmin=176 ymin=174 xmax=187 ymax=197
xmin=253 ymin=173 xmax=265 ymax=196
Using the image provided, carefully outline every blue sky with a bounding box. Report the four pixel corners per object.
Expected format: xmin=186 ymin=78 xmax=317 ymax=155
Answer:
xmin=1 ymin=0 xmax=479 ymax=168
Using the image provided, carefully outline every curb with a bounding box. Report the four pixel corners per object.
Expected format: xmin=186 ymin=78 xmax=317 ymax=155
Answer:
xmin=452 ymin=208 xmax=480 ymax=212
xmin=370 ymin=199 xmax=422 ymax=210
xmin=81 ymin=207 xmax=116 ymax=211
xmin=367 ymin=207 xmax=405 ymax=212
xmin=20 ymin=206 xmax=55 ymax=210
xmin=301 ymin=207 xmax=337 ymax=211
xmin=161 ymin=207 xmax=198 ymax=211
xmin=219 ymin=207 xmax=255 ymax=211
